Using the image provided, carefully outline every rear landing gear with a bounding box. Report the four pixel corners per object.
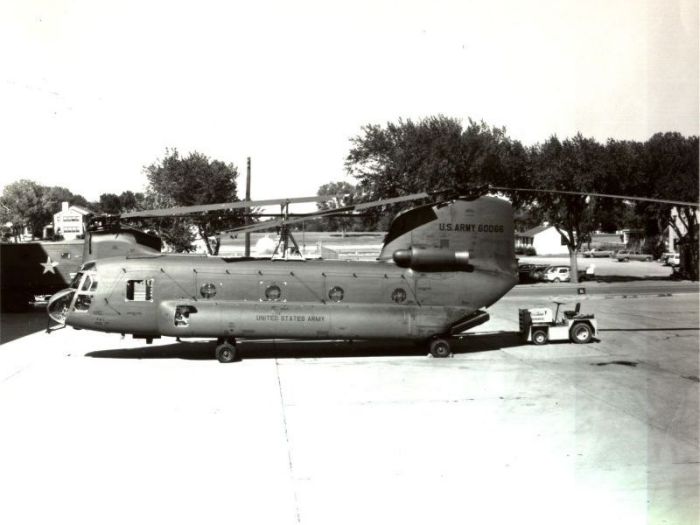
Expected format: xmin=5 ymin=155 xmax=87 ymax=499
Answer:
xmin=429 ymin=337 xmax=452 ymax=358
xmin=215 ymin=337 xmax=237 ymax=363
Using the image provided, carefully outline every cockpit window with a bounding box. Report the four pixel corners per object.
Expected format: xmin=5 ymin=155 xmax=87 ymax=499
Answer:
xmin=81 ymin=275 xmax=93 ymax=291
xmin=70 ymin=272 xmax=84 ymax=289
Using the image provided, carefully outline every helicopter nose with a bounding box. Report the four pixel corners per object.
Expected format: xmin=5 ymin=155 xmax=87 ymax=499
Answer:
xmin=47 ymin=288 xmax=75 ymax=324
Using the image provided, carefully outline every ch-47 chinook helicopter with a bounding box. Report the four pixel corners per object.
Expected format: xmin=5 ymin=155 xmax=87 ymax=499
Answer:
xmin=45 ymin=186 xmax=698 ymax=362
xmin=46 ymin=188 xmax=518 ymax=361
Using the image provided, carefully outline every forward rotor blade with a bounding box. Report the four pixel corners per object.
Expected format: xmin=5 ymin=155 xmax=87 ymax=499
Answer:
xmin=491 ymin=186 xmax=699 ymax=208
xmin=121 ymin=195 xmax=339 ymax=219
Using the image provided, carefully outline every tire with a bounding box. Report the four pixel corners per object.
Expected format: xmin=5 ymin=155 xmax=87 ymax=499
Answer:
xmin=532 ymin=329 xmax=548 ymax=345
xmin=624 ymin=257 xmax=629 ymax=262
xmin=216 ymin=343 xmax=236 ymax=363
xmin=570 ymin=322 xmax=593 ymax=344
xmin=429 ymin=338 xmax=452 ymax=358
xmin=553 ymin=278 xmax=561 ymax=283
xmin=645 ymin=257 xmax=652 ymax=262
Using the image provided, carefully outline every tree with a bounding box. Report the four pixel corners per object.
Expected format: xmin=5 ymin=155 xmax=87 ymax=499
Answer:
xmin=525 ymin=134 xmax=606 ymax=283
xmin=315 ymin=181 xmax=364 ymax=235
xmin=638 ymin=133 xmax=699 ymax=280
xmin=345 ymin=116 xmax=526 ymax=229
xmin=144 ymin=149 xmax=242 ymax=254
xmin=0 ymin=180 xmax=50 ymax=240
xmin=97 ymin=193 xmax=123 ymax=215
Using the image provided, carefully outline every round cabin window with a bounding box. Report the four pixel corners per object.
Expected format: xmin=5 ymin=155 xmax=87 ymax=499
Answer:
xmin=328 ymin=286 xmax=344 ymax=302
xmin=391 ymin=288 xmax=407 ymax=304
xmin=200 ymin=282 xmax=217 ymax=299
xmin=265 ymin=285 xmax=282 ymax=301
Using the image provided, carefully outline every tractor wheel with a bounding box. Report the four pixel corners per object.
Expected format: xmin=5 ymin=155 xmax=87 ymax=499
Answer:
xmin=532 ymin=329 xmax=548 ymax=345
xmin=429 ymin=338 xmax=452 ymax=358
xmin=570 ymin=322 xmax=593 ymax=344
xmin=215 ymin=343 xmax=237 ymax=363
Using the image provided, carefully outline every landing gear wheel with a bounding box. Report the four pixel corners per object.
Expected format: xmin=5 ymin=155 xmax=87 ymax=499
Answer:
xmin=429 ymin=338 xmax=452 ymax=358
xmin=570 ymin=322 xmax=593 ymax=344
xmin=215 ymin=339 xmax=237 ymax=363
xmin=532 ymin=329 xmax=548 ymax=345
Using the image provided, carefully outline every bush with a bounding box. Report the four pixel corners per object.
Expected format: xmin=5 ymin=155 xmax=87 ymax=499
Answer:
xmin=515 ymin=246 xmax=537 ymax=256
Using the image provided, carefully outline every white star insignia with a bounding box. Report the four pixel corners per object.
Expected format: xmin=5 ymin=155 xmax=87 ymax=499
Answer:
xmin=41 ymin=256 xmax=59 ymax=274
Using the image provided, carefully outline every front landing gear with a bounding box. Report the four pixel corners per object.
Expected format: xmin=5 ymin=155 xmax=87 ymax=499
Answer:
xmin=215 ymin=337 xmax=238 ymax=363
xmin=429 ymin=337 xmax=452 ymax=358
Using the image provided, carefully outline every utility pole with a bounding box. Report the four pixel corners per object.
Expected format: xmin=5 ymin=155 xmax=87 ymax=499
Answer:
xmin=244 ymin=157 xmax=251 ymax=257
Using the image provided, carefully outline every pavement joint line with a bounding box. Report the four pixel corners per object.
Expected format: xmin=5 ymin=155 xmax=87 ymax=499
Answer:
xmin=1 ymin=364 xmax=32 ymax=384
xmin=275 ymin=358 xmax=301 ymax=524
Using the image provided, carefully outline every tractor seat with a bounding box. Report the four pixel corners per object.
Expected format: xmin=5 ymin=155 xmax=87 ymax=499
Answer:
xmin=563 ymin=303 xmax=581 ymax=318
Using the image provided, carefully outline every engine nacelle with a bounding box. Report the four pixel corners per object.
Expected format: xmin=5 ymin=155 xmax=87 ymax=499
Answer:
xmin=392 ymin=247 xmax=471 ymax=272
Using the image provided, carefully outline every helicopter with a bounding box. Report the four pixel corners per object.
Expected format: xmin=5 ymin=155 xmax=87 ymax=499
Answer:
xmin=46 ymin=189 xmax=518 ymax=361
xmin=44 ymin=186 xmax=698 ymax=362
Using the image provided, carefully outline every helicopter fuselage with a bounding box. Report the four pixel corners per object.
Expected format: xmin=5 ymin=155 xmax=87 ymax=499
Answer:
xmin=57 ymin=254 xmax=516 ymax=342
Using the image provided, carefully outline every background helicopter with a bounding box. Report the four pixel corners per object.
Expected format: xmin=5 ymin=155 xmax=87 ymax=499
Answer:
xmin=46 ymin=188 xmax=518 ymax=361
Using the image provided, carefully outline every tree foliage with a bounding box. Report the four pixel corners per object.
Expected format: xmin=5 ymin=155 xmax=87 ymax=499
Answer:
xmin=313 ymin=181 xmax=366 ymax=234
xmin=345 ymin=116 xmax=528 ymax=229
xmin=144 ymin=149 xmax=242 ymax=254
xmin=0 ymin=180 xmax=89 ymax=240
xmin=94 ymin=191 xmax=147 ymax=215
xmin=0 ymin=180 xmax=47 ymax=240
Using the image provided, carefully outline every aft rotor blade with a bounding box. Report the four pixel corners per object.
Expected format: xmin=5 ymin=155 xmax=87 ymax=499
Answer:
xmin=225 ymin=191 xmax=432 ymax=233
xmin=491 ymin=186 xmax=699 ymax=208
xmin=121 ymin=195 xmax=339 ymax=219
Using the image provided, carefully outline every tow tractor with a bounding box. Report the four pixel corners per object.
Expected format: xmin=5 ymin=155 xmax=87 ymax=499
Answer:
xmin=519 ymin=301 xmax=597 ymax=345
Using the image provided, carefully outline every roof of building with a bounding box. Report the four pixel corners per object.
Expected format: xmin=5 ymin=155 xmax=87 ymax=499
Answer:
xmin=517 ymin=225 xmax=553 ymax=237
xmin=55 ymin=205 xmax=91 ymax=216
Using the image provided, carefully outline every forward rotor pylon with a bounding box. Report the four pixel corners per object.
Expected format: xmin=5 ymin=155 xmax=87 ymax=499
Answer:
xmin=270 ymin=200 xmax=305 ymax=261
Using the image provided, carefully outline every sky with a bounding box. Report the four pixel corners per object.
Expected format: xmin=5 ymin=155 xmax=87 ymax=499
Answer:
xmin=1 ymin=0 xmax=698 ymax=205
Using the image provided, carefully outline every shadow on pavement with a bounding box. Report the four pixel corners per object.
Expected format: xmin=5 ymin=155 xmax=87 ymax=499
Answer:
xmin=86 ymin=331 xmax=526 ymax=361
xmin=0 ymin=311 xmax=48 ymax=345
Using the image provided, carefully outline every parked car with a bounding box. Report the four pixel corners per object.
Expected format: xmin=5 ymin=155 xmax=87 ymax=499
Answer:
xmin=661 ymin=252 xmax=678 ymax=265
xmin=583 ymin=248 xmax=615 ymax=258
xmin=544 ymin=265 xmax=571 ymax=282
xmin=667 ymin=253 xmax=680 ymax=267
xmin=616 ymin=250 xmax=653 ymax=262
xmin=530 ymin=264 xmax=549 ymax=282
xmin=518 ymin=263 xmax=536 ymax=283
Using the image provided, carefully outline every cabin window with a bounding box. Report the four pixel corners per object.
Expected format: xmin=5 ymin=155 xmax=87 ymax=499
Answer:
xmin=200 ymin=283 xmax=217 ymax=299
xmin=328 ymin=286 xmax=344 ymax=302
xmin=265 ymin=285 xmax=282 ymax=301
xmin=61 ymin=252 xmax=71 ymax=259
xmin=391 ymin=288 xmax=407 ymax=303
xmin=126 ymin=279 xmax=154 ymax=301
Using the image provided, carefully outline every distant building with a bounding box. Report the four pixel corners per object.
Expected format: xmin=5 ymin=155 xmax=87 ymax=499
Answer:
xmin=516 ymin=225 xmax=569 ymax=255
xmin=53 ymin=202 xmax=91 ymax=240
xmin=666 ymin=207 xmax=699 ymax=252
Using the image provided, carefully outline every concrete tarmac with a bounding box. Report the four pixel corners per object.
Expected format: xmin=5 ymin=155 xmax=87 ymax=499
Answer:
xmin=0 ymin=292 xmax=697 ymax=525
